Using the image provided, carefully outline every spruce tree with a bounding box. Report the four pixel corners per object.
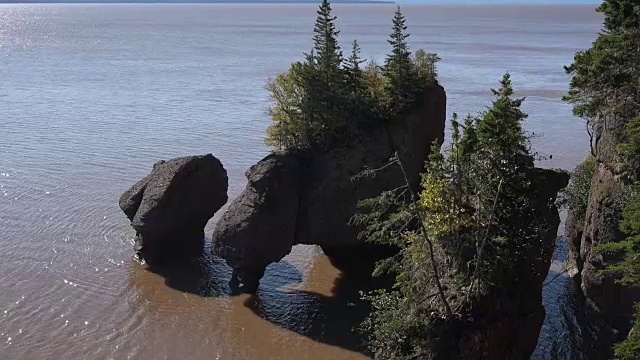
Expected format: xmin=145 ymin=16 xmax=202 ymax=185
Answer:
xmin=299 ymin=0 xmax=348 ymax=147
xmin=344 ymin=40 xmax=365 ymax=91
xmin=344 ymin=40 xmax=369 ymax=130
xmin=312 ymin=0 xmax=343 ymax=82
xmin=475 ymin=73 xmax=533 ymax=170
xmin=383 ymin=6 xmax=415 ymax=118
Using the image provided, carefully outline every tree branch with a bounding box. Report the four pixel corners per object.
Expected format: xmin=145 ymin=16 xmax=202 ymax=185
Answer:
xmin=395 ymin=151 xmax=453 ymax=317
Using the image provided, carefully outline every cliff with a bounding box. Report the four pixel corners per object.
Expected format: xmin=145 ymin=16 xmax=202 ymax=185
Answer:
xmin=566 ymin=129 xmax=640 ymax=355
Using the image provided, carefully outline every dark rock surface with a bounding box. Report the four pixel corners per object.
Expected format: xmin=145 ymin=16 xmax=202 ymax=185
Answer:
xmin=212 ymin=84 xmax=447 ymax=291
xmin=436 ymin=168 xmax=569 ymax=360
xmin=211 ymin=152 xmax=301 ymax=292
xmin=567 ymin=161 xmax=640 ymax=354
xmin=422 ymin=168 xmax=569 ymax=360
xmin=120 ymin=154 xmax=228 ymax=264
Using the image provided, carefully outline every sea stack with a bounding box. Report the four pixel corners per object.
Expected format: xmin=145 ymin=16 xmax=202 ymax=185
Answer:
xmin=119 ymin=154 xmax=228 ymax=265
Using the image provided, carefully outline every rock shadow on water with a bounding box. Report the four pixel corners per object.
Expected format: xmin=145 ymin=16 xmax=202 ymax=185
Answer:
xmin=132 ymin=242 xmax=306 ymax=298
xmin=141 ymin=251 xmax=232 ymax=297
xmin=243 ymin=265 xmax=386 ymax=357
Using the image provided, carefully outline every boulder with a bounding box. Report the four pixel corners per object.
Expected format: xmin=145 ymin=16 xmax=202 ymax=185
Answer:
xmin=211 ymin=152 xmax=301 ymax=292
xmin=212 ymin=84 xmax=446 ymax=291
xmin=120 ymin=154 xmax=228 ymax=264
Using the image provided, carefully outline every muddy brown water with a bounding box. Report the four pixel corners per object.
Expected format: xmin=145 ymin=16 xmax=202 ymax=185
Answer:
xmin=0 ymin=4 xmax=601 ymax=359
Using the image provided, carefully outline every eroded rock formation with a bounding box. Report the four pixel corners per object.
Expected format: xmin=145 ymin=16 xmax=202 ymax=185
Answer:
xmin=439 ymin=167 xmax=569 ymax=360
xmin=212 ymin=84 xmax=447 ymax=291
xmin=120 ymin=154 xmax=228 ymax=264
xmin=566 ymin=127 xmax=640 ymax=356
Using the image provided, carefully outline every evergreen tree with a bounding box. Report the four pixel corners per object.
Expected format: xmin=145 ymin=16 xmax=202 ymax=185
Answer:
xmin=383 ymin=6 xmax=414 ymax=117
xmin=301 ymin=0 xmax=349 ymax=146
xmin=358 ymin=75 xmax=547 ymax=358
xmin=344 ymin=40 xmax=365 ymax=93
xmin=474 ymin=73 xmax=533 ymax=170
xmin=564 ymin=0 xmax=640 ymax=169
xmin=344 ymin=40 xmax=370 ymax=129
xmin=312 ymin=0 xmax=343 ymax=79
xmin=566 ymin=3 xmax=640 ymax=355
xmin=264 ymin=1 xmax=441 ymax=149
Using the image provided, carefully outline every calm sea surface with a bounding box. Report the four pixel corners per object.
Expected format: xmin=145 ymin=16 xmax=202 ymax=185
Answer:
xmin=0 ymin=4 xmax=601 ymax=359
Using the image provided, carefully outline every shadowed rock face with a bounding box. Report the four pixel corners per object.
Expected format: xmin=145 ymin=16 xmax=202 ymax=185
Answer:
xmin=566 ymin=128 xmax=640 ymax=353
xmin=448 ymin=168 xmax=569 ymax=360
xmin=212 ymin=84 xmax=446 ymax=292
xmin=120 ymin=154 xmax=228 ymax=265
xmin=212 ymin=152 xmax=301 ymax=291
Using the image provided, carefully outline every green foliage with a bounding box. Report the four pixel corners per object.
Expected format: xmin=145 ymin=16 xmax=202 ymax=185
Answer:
xmin=312 ymin=0 xmax=343 ymax=76
xmin=265 ymin=63 xmax=309 ymax=149
xmin=595 ymin=185 xmax=640 ymax=359
xmin=617 ymin=115 xmax=640 ymax=178
xmin=596 ymin=186 xmax=640 ymax=287
xmin=561 ymin=156 xmax=596 ymax=224
xmin=358 ymin=74 xmax=550 ymax=359
xmin=265 ymin=2 xmax=440 ymax=150
xmin=614 ymin=304 xmax=640 ymax=360
xmin=383 ymin=6 xmax=415 ymax=118
xmin=413 ymin=49 xmax=441 ymax=87
xmin=564 ymin=0 xmax=640 ymax=165
xmin=566 ymin=3 xmax=640 ymax=356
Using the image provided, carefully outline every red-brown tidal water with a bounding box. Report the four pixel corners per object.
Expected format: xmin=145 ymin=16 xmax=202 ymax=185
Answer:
xmin=0 ymin=4 xmax=601 ymax=359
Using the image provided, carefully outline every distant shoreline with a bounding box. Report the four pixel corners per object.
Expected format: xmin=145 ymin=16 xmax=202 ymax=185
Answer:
xmin=0 ymin=1 xmax=600 ymax=5
xmin=0 ymin=0 xmax=395 ymax=3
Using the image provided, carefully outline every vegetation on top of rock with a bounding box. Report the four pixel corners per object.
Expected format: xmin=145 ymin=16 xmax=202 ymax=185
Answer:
xmin=265 ymin=1 xmax=439 ymax=150
xmin=564 ymin=0 xmax=640 ymax=173
xmin=565 ymin=0 xmax=640 ymax=357
xmin=355 ymin=74 xmax=563 ymax=359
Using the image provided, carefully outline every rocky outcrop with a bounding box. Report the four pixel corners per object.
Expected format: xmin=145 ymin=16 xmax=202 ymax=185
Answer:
xmin=212 ymin=84 xmax=446 ymax=291
xmin=120 ymin=154 xmax=228 ymax=264
xmin=434 ymin=168 xmax=569 ymax=360
xmin=212 ymin=152 xmax=301 ymax=290
xmin=565 ymin=207 xmax=584 ymax=278
xmin=567 ymin=160 xmax=639 ymax=350
xmin=567 ymin=126 xmax=640 ymax=354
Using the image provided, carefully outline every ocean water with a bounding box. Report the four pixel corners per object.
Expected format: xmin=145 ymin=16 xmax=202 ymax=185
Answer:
xmin=0 ymin=4 xmax=601 ymax=359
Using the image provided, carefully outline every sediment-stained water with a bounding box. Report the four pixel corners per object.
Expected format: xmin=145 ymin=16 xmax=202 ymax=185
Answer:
xmin=0 ymin=4 xmax=601 ymax=359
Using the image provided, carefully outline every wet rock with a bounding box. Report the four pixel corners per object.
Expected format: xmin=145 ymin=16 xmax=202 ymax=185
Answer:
xmin=212 ymin=84 xmax=446 ymax=291
xmin=212 ymin=152 xmax=301 ymax=292
xmin=120 ymin=154 xmax=228 ymax=264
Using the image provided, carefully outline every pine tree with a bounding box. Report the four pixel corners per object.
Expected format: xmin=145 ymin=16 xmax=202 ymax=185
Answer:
xmin=474 ymin=73 xmax=533 ymax=170
xmin=299 ymin=0 xmax=348 ymax=147
xmin=312 ymin=0 xmax=343 ymax=82
xmin=383 ymin=6 xmax=415 ymax=118
xmin=566 ymin=4 xmax=640 ymax=355
xmin=358 ymin=75 xmax=545 ymax=359
xmin=344 ymin=40 xmax=365 ymax=92
xmin=344 ymin=40 xmax=369 ymax=130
